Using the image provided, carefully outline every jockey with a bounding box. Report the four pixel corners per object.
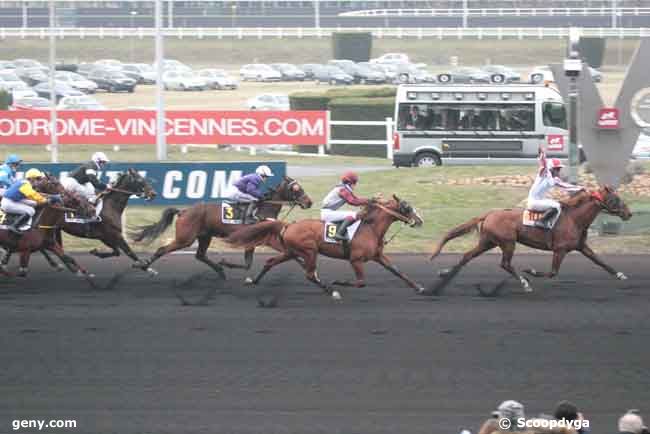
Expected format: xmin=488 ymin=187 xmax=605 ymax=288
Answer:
xmin=0 ymin=154 xmax=23 ymax=196
xmin=64 ymin=151 xmax=110 ymax=218
xmin=321 ymin=171 xmax=370 ymax=241
xmin=527 ymin=147 xmax=583 ymax=224
xmin=1 ymin=169 xmax=61 ymax=233
xmin=225 ymin=165 xmax=274 ymax=221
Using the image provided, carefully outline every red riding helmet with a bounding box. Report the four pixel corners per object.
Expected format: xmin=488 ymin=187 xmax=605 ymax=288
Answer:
xmin=341 ymin=171 xmax=359 ymax=185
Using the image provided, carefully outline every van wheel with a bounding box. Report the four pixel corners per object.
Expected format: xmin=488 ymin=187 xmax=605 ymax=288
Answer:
xmin=399 ymin=73 xmax=409 ymax=83
xmin=414 ymin=152 xmax=442 ymax=167
xmin=531 ymin=73 xmax=544 ymax=84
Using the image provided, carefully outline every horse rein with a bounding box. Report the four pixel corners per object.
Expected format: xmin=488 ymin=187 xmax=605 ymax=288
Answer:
xmin=374 ymin=203 xmax=412 ymax=224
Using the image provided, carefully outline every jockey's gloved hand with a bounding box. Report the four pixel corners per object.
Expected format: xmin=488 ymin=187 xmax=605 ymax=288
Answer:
xmin=48 ymin=194 xmax=62 ymax=204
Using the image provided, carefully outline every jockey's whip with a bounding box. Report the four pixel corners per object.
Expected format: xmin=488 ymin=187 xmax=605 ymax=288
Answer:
xmin=384 ymin=223 xmax=405 ymax=246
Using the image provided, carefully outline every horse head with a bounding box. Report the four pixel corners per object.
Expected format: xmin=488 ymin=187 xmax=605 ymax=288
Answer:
xmin=113 ymin=168 xmax=157 ymax=201
xmin=370 ymin=194 xmax=423 ymax=227
xmin=593 ymin=185 xmax=632 ymax=221
xmin=269 ymin=176 xmax=312 ymax=209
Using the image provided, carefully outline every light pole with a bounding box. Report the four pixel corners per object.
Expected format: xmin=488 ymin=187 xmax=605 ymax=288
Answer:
xmin=231 ymin=4 xmax=237 ymax=29
xmin=564 ymin=28 xmax=582 ymax=184
xmin=130 ymin=10 xmax=138 ymax=63
xmin=49 ymin=0 xmax=58 ymax=163
xmin=155 ymin=0 xmax=166 ymax=160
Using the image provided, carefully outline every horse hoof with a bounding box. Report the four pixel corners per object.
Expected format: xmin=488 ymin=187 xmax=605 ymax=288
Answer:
xmin=520 ymin=276 xmax=533 ymax=293
xmin=616 ymin=272 xmax=628 ymax=281
xmin=438 ymin=268 xmax=450 ymax=277
xmin=56 ymin=264 xmax=65 ymax=272
xmin=331 ymin=290 xmax=342 ymax=300
xmin=244 ymin=277 xmax=254 ymax=285
xmin=17 ymin=268 xmax=27 ymax=277
xmin=147 ymin=268 xmax=159 ymax=277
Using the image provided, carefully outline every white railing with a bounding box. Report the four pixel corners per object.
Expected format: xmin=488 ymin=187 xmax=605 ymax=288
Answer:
xmin=1 ymin=27 xmax=649 ymax=40
xmin=339 ymin=7 xmax=650 ymax=17
xmin=329 ymin=118 xmax=394 ymax=160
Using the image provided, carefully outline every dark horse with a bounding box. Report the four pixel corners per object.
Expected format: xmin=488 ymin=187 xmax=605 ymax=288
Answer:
xmin=427 ymin=185 xmax=632 ymax=295
xmin=131 ymin=176 xmax=312 ymax=278
xmin=2 ymin=169 xmax=157 ymax=274
xmin=0 ymin=174 xmax=94 ymax=278
xmin=226 ymin=195 xmax=424 ymax=300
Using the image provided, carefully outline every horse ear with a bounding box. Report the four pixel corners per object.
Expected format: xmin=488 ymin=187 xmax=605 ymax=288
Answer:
xmin=392 ymin=194 xmax=400 ymax=202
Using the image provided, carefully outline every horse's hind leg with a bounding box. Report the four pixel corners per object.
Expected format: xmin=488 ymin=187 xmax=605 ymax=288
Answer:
xmin=41 ymin=249 xmax=65 ymax=271
xmin=428 ymin=239 xmax=495 ymax=295
xmin=523 ymin=249 xmax=568 ymax=279
xmin=142 ymin=231 xmax=196 ymax=269
xmin=195 ymin=236 xmax=226 ymax=279
xmin=251 ymin=251 xmax=295 ymax=284
xmin=499 ymin=242 xmax=533 ymax=293
xmin=332 ymin=260 xmax=367 ymax=288
xmin=219 ymin=248 xmax=255 ymax=270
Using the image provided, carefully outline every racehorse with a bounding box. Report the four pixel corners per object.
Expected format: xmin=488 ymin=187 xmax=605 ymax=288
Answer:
xmin=427 ymin=185 xmax=632 ymax=296
xmin=131 ymin=176 xmax=312 ymax=278
xmin=226 ymin=195 xmax=424 ymax=299
xmin=2 ymin=169 xmax=157 ymax=273
xmin=0 ymin=174 xmax=94 ymax=277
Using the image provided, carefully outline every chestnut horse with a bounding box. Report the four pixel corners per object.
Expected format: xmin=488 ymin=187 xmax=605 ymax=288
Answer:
xmin=131 ymin=176 xmax=312 ymax=278
xmin=226 ymin=195 xmax=424 ymax=300
xmin=427 ymin=185 xmax=632 ymax=295
xmin=0 ymin=174 xmax=94 ymax=278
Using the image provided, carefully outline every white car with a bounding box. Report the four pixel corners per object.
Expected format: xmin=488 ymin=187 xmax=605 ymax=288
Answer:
xmin=162 ymin=70 xmax=208 ymax=91
xmin=246 ymin=93 xmax=289 ymax=111
xmin=529 ymin=65 xmax=603 ymax=84
xmin=12 ymin=96 xmax=51 ymax=110
xmin=371 ymin=53 xmax=411 ymax=65
xmin=632 ymin=130 xmax=650 ymax=159
xmin=95 ymin=59 xmax=123 ymax=68
xmin=122 ymin=63 xmax=157 ymax=84
xmin=57 ymin=95 xmax=105 ymax=110
xmin=239 ymin=64 xmax=282 ymax=82
xmin=197 ymin=69 xmax=238 ymax=90
xmin=162 ymin=59 xmax=192 ymax=73
xmin=8 ymin=81 xmax=37 ymax=99
xmin=54 ymin=71 xmax=98 ymax=93
xmin=0 ymin=70 xmax=28 ymax=91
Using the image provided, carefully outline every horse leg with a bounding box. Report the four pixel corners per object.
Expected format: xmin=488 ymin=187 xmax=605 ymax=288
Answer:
xmin=17 ymin=250 xmax=32 ymax=277
xmin=250 ymin=251 xmax=295 ymax=285
xmin=219 ymin=247 xmax=255 ymax=270
xmin=141 ymin=235 xmax=196 ymax=269
xmin=41 ymin=249 xmax=65 ymax=272
xmin=578 ymin=244 xmax=627 ymax=280
xmin=90 ymin=246 xmax=120 ymax=259
xmin=195 ymin=236 xmax=226 ymax=279
xmin=523 ymin=249 xmax=569 ymax=279
xmin=332 ymin=259 xmax=367 ymax=288
xmin=498 ymin=242 xmax=534 ymax=293
xmin=375 ymin=253 xmax=425 ymax=293
xmin=107 ymin=236 xmax=158 ymax=275
xmin=427 ymin=239 xmax=496 ymax=295
xmin=1 ymin=249 xmax=12 ymax=273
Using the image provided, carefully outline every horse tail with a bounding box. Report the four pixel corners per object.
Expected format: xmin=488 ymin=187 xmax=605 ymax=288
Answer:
xmin=227 ymin=221 xmax=285 ymax=250
xmin=430 ymin=213 xmax=490 ymax=260
xmin=130 ymin=208 xmax=181 ymax=244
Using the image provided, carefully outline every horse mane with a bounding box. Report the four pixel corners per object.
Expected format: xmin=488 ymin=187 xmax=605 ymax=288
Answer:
xmin=560 ymin=190 xmax=592 ymax=208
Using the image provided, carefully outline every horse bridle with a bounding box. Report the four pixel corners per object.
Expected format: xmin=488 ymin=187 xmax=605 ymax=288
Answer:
xmin=106 ymin=173 xmax=150 ymax=198
xmin=374 ymin=202 xmax=413 ymax=224
xmin=264 ymin=179 xmax=305 ymax=206
xmin=591 ymin=190 xmax=623 ymax=215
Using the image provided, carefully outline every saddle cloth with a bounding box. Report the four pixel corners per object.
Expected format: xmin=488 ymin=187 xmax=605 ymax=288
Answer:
xmin=323 ymin=220 xmax=362 ymax=244
xmin=0 ymin=210 xmax=28 ymax=231
xmin=221 ymin=201 xmax=247 ymax=225
xmin=64 ymin=212 xmax=101 ymax=224
xmin=522 ymin=209 xmax=559 ymax=230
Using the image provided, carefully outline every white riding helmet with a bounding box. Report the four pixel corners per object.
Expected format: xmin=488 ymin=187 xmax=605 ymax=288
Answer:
xmin=255 ymin=165 xmax=274 ymax=177
xmin=92 ymin=151 xmax=110 ymax=167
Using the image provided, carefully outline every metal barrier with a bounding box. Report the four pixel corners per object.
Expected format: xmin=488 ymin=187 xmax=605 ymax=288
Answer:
xmin=1 ymin=26 xmax=649 ymax=40
xmin=329 ymin=117 xmax=394 ymax=160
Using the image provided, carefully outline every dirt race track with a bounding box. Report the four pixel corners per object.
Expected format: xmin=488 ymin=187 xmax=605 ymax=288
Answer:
xmin=1 ymin=252 xmax=649 ymax=434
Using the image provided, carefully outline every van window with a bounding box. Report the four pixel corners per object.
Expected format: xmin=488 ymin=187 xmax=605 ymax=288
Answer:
xmin=542 ymin=102 xmax=567 ymax=129
xmin=398 ymin=103 xmax=535 ymax=132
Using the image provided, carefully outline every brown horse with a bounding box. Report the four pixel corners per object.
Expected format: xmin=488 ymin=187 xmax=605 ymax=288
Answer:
xmin=0 ymin=174 xmax=94 ymax=278
xmin=427 ymin=185 xmax=632 ymax=296
xmin=2 ymin=169 xmax=157 ymax=274
xmin=226 ymin=195 xmax=424 ymax=300
xmin=131 ymin=176 xmax=312 ymax=278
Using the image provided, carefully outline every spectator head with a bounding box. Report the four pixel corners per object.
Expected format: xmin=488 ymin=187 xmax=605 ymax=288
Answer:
xmin=619 ymin=411 xmax=645 ymax=434
xmin=410 ymin=105 xmax=419 ymax=115
xmin=497 ymin=400 xmax=525 ymax=425
xmin=554 ymin=400 xmax=579 ymax=421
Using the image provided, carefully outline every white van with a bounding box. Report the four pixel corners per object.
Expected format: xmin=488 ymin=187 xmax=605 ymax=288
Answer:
xmin=392 ymin=84 xmax=571 ymax=167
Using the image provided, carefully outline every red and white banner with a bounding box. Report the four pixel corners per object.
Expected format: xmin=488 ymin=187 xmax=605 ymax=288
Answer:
xmin=0 ymin=110 xmax=328 ymax=145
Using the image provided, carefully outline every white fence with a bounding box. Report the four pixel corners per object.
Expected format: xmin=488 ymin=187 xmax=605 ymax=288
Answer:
xmin=1 ymin=26 xmax=649 ymax=40
xmin=340 ymin=7 xmax=650 ymax=17
xmin=329 ymin=117 xmax=394 ymax=160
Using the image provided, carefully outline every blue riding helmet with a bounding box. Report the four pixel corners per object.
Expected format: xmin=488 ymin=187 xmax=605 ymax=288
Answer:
xmin=5 ymin=154 xmax=22 ymax=165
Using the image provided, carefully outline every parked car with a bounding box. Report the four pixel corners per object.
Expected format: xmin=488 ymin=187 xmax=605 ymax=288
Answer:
xmin=13 ymin=58 xmax=43 ymax=69
xmin=76 ymin=63 xmax=99 ymax=77
xmin=632 ymin=129 xmax=650 ymax=159
xmin=528 ymin=65 xmax=603 ymax=84
xmin=394 ymin=63 xmax=435 ymax=84
xmin=270 ymin=63 xmax=306 ymax=81
xmin=88 ymin=69 xmax=137 ymax=93
xmin=7 ymin=81 xmax=38 ymax=99
xmin=33 ymin=81 xmax=84 ymax=102
xmin=0 ymin=61 xmax=16 ymax=70
xmin=299 ymin=63 xmax=323 ymax=80
xmin=480 ymin=65 xmax=521 ymax=83
xmin=313 ymin=65 xmax=354 ymax=85
xmin=197 ymin=69 xmax=238 ymax=90
xmin=162 ymin=59 xmax=192 ymax=72
xmin=246 ymin=93 xmax=290 ymax=111
xmin=16 ymin=67 xmax=48 ymax=86
xmin=328 ymin=60 xmax=385 ymax=84
xmin=437 ymin=67 xmax=491 ymax=84
xmin=0 ymin=70 xmax=28 ymax=90
xmin=94 ymin=59 xmax=123 ymax=69
xmin=11 ymin=96 xmax=51 ymax=110
xmin=370 ymin=53 xmax=411 ymax=65
xmin=239 ymin=64 xmax=282 ymax=82
xmin=122 ymin=63 xmax=157 ymax=84
xmin=162 ymin=70 xmax=208 ymax=91
xmin=360 ymin=62 xmax=398 ymax=83
xmin=54 ymin=71 xmax=98 ymax=93
xmin=57 ymin=95 xmax=105 ymax=110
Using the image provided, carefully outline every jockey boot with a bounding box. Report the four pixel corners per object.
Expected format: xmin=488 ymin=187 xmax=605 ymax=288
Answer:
xmin=7 ymin=213 xmax=29 ymax=234
xmin=334 ymin=219 xmax=353 ymax=241
xmin=541 ymin=208 xmax=558 ymax=224
xmin=245 ymin=202 xmax=258 ymax=223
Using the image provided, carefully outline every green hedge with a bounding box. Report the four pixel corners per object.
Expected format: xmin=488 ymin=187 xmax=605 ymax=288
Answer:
xmin=332 ymin=32 xmax=372 ymax=62
xmin=0 ymin=90 xmax=12 ymax=110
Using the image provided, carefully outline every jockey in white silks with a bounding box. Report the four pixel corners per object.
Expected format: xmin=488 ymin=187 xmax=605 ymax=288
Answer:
xmin=320 ymin=171 xmax=370 ymax=241
xmin=62 ymin=152 xmax=111 ymax=219
xmin=527 ymin=147 xmax=583 ymax=224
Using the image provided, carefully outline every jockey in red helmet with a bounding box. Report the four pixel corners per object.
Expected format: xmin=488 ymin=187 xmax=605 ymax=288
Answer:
xmin=321 ymin=171 xmax=369 ymax=241
xmin=527 ymin=146 xmax=583 ymax=224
